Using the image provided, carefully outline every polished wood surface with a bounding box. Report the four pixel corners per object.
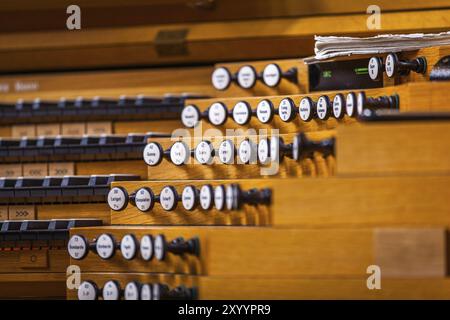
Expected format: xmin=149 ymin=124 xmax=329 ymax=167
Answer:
xmin=3 ymin=0 xmax=449 ymax=33
xmin=0 ymin=249 xmax=67 ymax=273
xmin=337 ymin=121 xmax=450 ymax=176
xmin=0 ymin=273 xmax=66 ymax=299
xmin=2 ymin=9 xmax=450 ymax=71
xmin=37 ymin=203 xmax=110 ymax=223
xmin=69 ymin=226 xmax=449 ymax=277
xmin=67 ymin=273 xmax=450 ymax=300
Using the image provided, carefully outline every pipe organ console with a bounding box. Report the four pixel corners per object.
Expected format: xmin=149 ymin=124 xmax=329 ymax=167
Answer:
xmin=1 ymin=1 xmax=450 ymax=301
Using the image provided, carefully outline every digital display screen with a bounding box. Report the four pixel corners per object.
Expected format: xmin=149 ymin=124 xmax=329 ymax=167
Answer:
xmin=308 ymin=58 xmax=383 ymax=92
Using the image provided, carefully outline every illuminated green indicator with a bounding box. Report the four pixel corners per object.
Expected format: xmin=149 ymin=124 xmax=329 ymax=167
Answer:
xmin=322 ymin=71 xmax=332 ymax=78
xmin=354 ymin=67 xmax=369 ymax=75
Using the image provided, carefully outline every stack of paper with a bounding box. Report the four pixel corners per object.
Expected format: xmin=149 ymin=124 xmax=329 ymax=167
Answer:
xmin=305 ymin=31 xmax=450 ymax=63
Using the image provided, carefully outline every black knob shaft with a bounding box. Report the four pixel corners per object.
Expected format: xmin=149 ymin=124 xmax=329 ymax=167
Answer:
xmin=154 ymin=234 xmax=200 ymax=261
xmin=293 ymin=133 xmax=335 ymax=160
xmin=165 ymin=285 xmax=198 ymax=300
xmin=357 ymin=92 xmax=400 ymax=116
xmin=226 ymin=184 xmax=272 ymax=210
xmin=269 ymin=136 xmax=294 ymax=163
xmin=385 ymin=53 xmax=427 ymax=78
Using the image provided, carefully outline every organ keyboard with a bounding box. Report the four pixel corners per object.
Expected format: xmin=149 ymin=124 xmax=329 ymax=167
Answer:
xmin=1 ymin=1 xmax=450 ymax=302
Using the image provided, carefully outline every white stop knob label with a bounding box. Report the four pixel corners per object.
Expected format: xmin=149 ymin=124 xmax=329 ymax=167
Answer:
xmin=237 ymin=65 xmax=257 ymax=89
xmin=108 ymin=187 xmax=128 ymax=211
xmin=256 ymin=99 xmax=274 ymax=124
xmin=181 ymin=105 xmax=200 ymax=128
xmin=170 ymin=141 xmax=190 ymax=166
xmin=96 ymin=233 xmax=116 ymax=260
xmin=160 ymin=186 xmax=178 ymax=211
xmin=232 ymin=101 xmax=251 ymax=125
xmin=208 ymin=102 xmax=228 ymax=126
xmin=143 ymin=142 xmax=163 ymax=166
xmin=262 ymin=63 xmax=281 ymax=87
xmin=68 ymin=234 xmax=88 ymax=260
xmin=212 ymin=67 xmax=232 ymax=91
xmin=218 ymin=140 xmax=235 ymax=164
xmin=120 ymin=234 xmax=137 ymax=260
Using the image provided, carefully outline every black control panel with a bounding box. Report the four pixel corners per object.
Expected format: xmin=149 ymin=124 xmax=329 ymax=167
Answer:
xmin=309 ymin=58 xmax=383 ymax=92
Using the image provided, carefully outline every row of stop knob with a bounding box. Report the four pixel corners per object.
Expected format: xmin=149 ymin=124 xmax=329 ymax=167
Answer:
xmin=78 ymin=280 xmax=196 ymax=300
xmin=107 ymin=183 xmax=272 ymax=212
xmin=181 ymin=92 xmax=400 ymax=128
xmin=368 ymin=53 xmax=427 ymax=81
xmin=68 ymin=233 xmax=200 ymax=261
xmin=211 ymin=64 xmax=297 ymax=91
xmin=143 ymin=133 xmax=335 ymax=167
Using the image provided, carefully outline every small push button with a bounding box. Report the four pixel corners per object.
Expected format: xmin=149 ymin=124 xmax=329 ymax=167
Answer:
xmin=217 ymin=140 xmax=235 ymax=165
xmin=316 ymin=95 xmax=332 ymax=121
xmin=368 ymin=57 xmax=384 ymax=81
xmin=181 ymin=104 xmax=201 ymax=128
xmin=68 ymin=234 xmax=89 ymax=260
xmin=332 ymin=94 xmax=346 ymax=119
xmin=143 ymin=142 xmax=164 ymax=166
xmin=133 ymin=187 xmax=155 ymax=212
xmin=232 ymin=101 xmax=252 ymax=125
xmin=214 ymin=185 xmax=226 ymax=211
xmin=195 ymin=140 xmax=215 ymax=165
xmin=140 ymin=235 xmax=154 ymax=261
xmin=170 ymin=141 xmax=190 ymax=166
xmin=238 ymin=138 xmax=257 ymax=164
